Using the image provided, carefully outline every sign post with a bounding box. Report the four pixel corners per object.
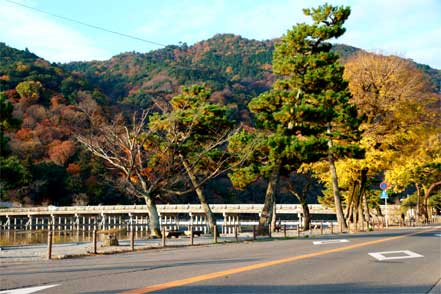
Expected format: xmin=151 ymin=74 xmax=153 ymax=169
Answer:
xmin=380 ymin=182 xmax=389 ymax=228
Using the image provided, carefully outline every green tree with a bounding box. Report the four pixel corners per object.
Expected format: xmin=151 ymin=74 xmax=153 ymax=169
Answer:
xmin=0 ymin=93 xmax=29 ymax=200
xmin=150 ymin=84 xmax=237 ymax=235
xmin=0 ymin=156 xmax=30 ymax=200
xmin=15 ymin=80 xmax=43 ymax=104
xmin=284 ymin=4 xmax=363 ymax=231
xmin=0 ymin=93 xmax=20 ymax=155
xmin=229 ymin=116 xmax=326 ymax=235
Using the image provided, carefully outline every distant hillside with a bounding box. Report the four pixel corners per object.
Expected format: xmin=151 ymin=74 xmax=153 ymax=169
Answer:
xmin=0 ymin=42 xmax=123 ymax=206
xmin=62 ymin=35 xmax=440 ymax=112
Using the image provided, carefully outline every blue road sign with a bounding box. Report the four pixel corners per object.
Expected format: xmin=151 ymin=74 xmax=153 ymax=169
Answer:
xmin=380 ymin=182 xmax=388 ymax=190
xmin=380 ymin=190 xmax=388 ymax=199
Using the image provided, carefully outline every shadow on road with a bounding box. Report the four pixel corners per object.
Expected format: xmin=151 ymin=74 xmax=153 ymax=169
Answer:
xmin=152 ymin=283 xmax=433 ymax=294
xmin=80 ymin=289 xmax=131 ymax=294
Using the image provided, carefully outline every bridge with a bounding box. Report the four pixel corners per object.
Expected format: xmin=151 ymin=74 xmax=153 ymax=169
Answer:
xmin=0 ymin=204 xmax=400 ymax=233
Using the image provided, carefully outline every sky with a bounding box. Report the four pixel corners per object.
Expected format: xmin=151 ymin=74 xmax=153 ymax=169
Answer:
xmin=0 ymin=0 xmax=440 ymax=69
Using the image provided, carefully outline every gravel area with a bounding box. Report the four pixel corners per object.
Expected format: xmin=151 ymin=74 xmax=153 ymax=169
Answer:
xmin=0 ymin=234 xmax=253 ymax=264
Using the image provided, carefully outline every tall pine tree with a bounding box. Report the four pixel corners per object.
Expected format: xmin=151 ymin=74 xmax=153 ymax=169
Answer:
xmin=230 ymin=4 xmax=362 ymax=233
xmin=273 ymin=4 xmax=363 ymax=230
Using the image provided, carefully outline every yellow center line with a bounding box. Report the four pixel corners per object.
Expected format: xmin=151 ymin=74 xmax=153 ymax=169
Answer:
xmin=122 ymin=228 xmax=437 ymax=294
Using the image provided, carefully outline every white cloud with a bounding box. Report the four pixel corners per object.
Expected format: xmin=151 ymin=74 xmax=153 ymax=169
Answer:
xmin=0 ymin=1 xmax=110 ymax=62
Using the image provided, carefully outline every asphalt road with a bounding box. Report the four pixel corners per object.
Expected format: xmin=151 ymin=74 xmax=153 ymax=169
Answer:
xmin=1 ymin=227 xmax=440 ymax=294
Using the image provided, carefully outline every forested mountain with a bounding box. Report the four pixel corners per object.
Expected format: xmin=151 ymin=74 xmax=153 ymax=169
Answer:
xmin=62 ymin=34 xmax=440 ymax=110
xmin=0 ymin=42 xmax=120 ymax=206
xmin=1 ymin=34 xmax=440 ymax=207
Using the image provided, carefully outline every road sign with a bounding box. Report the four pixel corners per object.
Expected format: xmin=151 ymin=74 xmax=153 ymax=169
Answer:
xmin=380 ymin=190 xmax=389 ymax=227
xmin=380 ymin=181 xmax=388 ymax=190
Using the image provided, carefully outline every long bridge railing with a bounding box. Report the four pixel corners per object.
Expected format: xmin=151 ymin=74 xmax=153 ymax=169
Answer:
xmin=0 ymin=204 xmax=401 ymax=234
xmin=0 ymin=203 xmax=336 ymax=215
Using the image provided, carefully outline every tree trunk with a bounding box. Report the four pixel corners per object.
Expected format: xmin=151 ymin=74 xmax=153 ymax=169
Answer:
xmin=258 ymin=163 xmax=280 ymax=235
xmin=422 ymin=190 xmax=429 ymax=221
xmin=195 ymin=185 xmax=216 ymax=235
xmin=357 ymin=201 xmax=364 ymax=230
xmin=291 ymin=190 xmax=311 ymax=231
xmin=144 ymin=195 xmax=161 ymax=237
xmin=327 ymin=125 xmax=347 ymax=231
xmin=345 ymin=183 xmax=356 ymax=220
xmin=182 ymin=159 xmax=216 ymax=235
xmin=300 ymin=200 xmax=311 ymax=231
xmin=358 ymin=168 xmax=368 ymax=217
xmin=358 ymin=168 xmax=368 ymax=229
xmin=363 ymin=193 xmax=371 ymax=228
xmin=422 ymin=181 xmax=441 ymax=222
xmin=376 ymin=206 xmax=383 ymax=217
xmin=271 ymin=200 xmax=277 ymax=233
xmin=328 ymin=154 xmax=347 ymax=230
xmin=352 ymin=195 xmax=358 ymax=231
xmin=415 ymin=183 xmax=421 ymax=220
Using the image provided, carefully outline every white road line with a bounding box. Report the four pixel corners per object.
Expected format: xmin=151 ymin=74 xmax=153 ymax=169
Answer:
xmin=0 ymin=284 xmax=59 ymax=294
xmin=368 ymin=250 xmax=423 ymax=261
xmin=313 ymin=239 xmax=349 ymax=245
xmin=407 ymin=226 xmax=441 ymax=229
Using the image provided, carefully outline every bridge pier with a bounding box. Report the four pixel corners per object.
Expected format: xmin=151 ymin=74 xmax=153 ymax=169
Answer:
xmin=222 ymin=213 xmax=240 ymax=234
xmin=189 ymin=213 xmax=208 ymax=233
xmin=160 ymin=213 xmax=180 ymax=231
xmin=128 ymin=213 xmax=132 ymax=231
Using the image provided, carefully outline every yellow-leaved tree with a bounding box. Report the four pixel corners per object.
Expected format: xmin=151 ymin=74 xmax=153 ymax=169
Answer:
xmin=386 ymin=132 xmax=441 ymax=221
xmin=311 ymin=51 xmax=439 ymax=229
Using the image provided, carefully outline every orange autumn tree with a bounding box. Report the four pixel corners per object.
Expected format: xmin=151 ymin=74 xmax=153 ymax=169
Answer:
xmin=77 ymin=110 xmax=179 ymax=237
xmin=48 ymin=140 xmax=76 ymax=166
